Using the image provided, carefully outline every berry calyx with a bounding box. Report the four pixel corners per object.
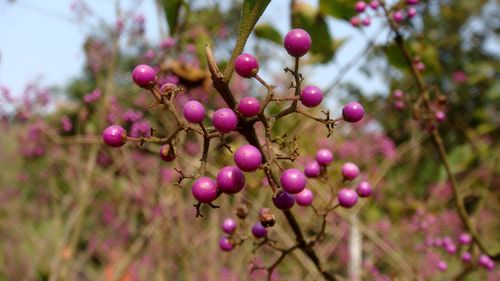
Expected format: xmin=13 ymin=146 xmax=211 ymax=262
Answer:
xmin=272 ymin=191 xmax=295 ymax=210
xmin=237 ymin=96 xmax=261 ymax=117
xmin=219 ymin=236 xmax=234 ymax=251
xmin=315 ymin=148 xmax=333 ymax=166
xmin=342 ymin=101 xmax=365 ymax=122
xmin=338 ymin=188 xmax=358 ymax=208
xmin=216 ymin=166 xmax=245 ymax=194
xmin=356 ymin=181 xmax=372 ymax=197
xmin=300 ymin=85 xmax=323 ymax=107
xmin=221 ymin=218 xmax=237 ymax=234
xmin=284 ymin=29 xmax=311 ymax=57
xmin=131 ymin=64 xmax=156 ymax=88
xmin=341 ymin=162 xmax=360 ymax=181
xmin=159 ymin=144 xmax=175 ymax=161
xmin=191 ymin=177 xmax=218 ymax=203
xmin=102 ymin=125 xmax=127 ymax=147
xmin=251 ymin=222 xmax=268 ymax=238
xmin=234 ymin=53 xmax=259 ymax=78
xmin=212 ymin=108 xmax=238 ymax=133
xmin=295 ymin=188 xmax=314 ymax=206
xmin=183 ymin=100 xmax=206 ymax=123
xmin=280 ymin=168 xmax=307 ymax=194
xmin=234 ymin=144 xmax=262 ymax=172
xmin=304 ymin=161 xmax=321 ymax=178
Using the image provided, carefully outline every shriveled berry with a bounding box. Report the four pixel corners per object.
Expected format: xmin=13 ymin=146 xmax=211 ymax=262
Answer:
xmin=280 ymin=168 xmax=306 ymax=194
xmin=183 ymin=100 xmax=205 ymax=123
xmin=159 ymin=144 xmax=175 ymax=161
xmin=356 ymin=181 xmax=372 ymax=197
xmin=342 ymin=101 xmax=365 ymax=122
xmin=219 ymin=236 xmax=234 ymax=251
xmin=222 ymin=218 xmax=237 ymax=234
xmin=300 ymin=85 xmax=323 ymax=107
xmin=216 ymin=166 xmax=245 ymax=194
xmin=338 ymin=188 xmax=358 ymax=208
xmin=272 ymin=191 xmax=295 ymax=210
xmin=284 ymin=29 xmax=311 ymax=57
xmin=191 ymin=177 xmax=218 ymax=203
xmin=237 ymin=96 xmax=261 ymax=117
xmin=132 ymin=64 xmax=156 ymax=88
xmin=102 ymin=125 xmax=127 ymax=147
xmin=234 ymin=53 xmax=259 ymax=78
xmin=304 ymin=161 xmax=321 ymax=178
xmin=316 ymin=149 xmax=333 ymax=166
xmin=251 ymin=222 xmax=268 ymax=238
xmin=259 ymin=208 xmax=275 ymax=227
xmin=295 ymin=188 xmax=314 ymax=206
xmin=212 ymin=108 xmax=238 ymax=133
xmin=234 ymin=144 xmax=262 ymax=172
xmin=341 ymin=162 xmax=360 ymax=181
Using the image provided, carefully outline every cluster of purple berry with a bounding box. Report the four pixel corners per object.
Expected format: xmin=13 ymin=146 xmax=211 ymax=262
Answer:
xmin=350 ymin=0 xmax=420 ymax=28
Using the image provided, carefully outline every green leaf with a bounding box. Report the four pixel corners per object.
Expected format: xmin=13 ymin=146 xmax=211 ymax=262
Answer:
xmin=319 ymin=0 xmax=356 ymax=20
xmin=254 ymin=24 xmax=282 ymax=45
xmin=161 ymin=0 xmax=182 ymax=35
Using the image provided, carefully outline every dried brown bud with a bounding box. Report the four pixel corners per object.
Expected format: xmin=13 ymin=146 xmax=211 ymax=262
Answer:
xmin=236 ymin=204 xmax=249 ymax=220
xmin=259 ymin=208 xmax=275 ymax=227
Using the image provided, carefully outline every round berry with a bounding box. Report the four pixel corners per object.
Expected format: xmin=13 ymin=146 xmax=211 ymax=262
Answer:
xmin=461 ymin=252 xmax=472 ymax=263
xmin=356 ymin=181 xmax=372 ymax=197
xmin=437 ymin=260 xmax=447 ymax=272
xmin=407 ymin=0 xmax=419 ymax=5
xmin=132 ymin=64 xmax=156 ymax=88
xmin=392 ymin=11 xmax=404 ymax=23
xmin=407 ymin=7 xmax=417 ymax=18
xmin=393 ymin=89 xmax=404 ymax=99
xmin=350 ymin=16 xmax=361 ymax=27
xmin=216 ymin=166 xmax=245 ymax=194
xmin=159 ymin=144 xmax=175 ymax=161
xmin=234 ymin=53 xmax=259 ymax=78
xmin=191 ymin=177 xmax=218 ymax=203
xmin=300 ymin=85 xmax=323 ymax=107
xmin=221 ymin=218 xmax=237 ymax=234
xmin=338 ymin=188 xmax=358 ymax=208
xmin=237 ymin=96 xmax=261 ymax=117
xmin=394 ymin=100 xmax=406 ymax=110
xmin=212 ymin=108 xmax=238 ymax=133
xmin=272 ymin=191 xmax=295 ymax=210
xmin=219 ymin=236 xmax=234 ymax=251
xmin=435 ymin=111 xmax=446 ymax=123
xmin=341 ymin=162 xmax=360 ymax=181
xmin=304 ymin=161 xmax=321 ymax=178
xmin=295 ymin=188 xmax=314 ymax=206
xmin=102 ymin=125 xmax=127 ymax=147
xmin=284 ymin=29 xmax=311 ymax=57
xmin=362 ymin=17 xmax=371 ymax=26
xmin=342 ymin=101 xmax=365 ymax=122
xmin=369 ymin=0 xmax=379 ymax=9
xmin=315 ymin=149 xmax=333 ymax=166
xmin=355 ymin=1 xmax=366 ymax=13
xmin=478 ymin=255 xmax=495 ymax=271
xmin=280 ymin=168 xmax=306 ymax=194
xmin=234 ymin=144 xmax=262 ymax=172
xmin=251 ymin=222 xmax=268 ymax=238
xmin=445 ymin=243 xmax=457 ymax=254
xmin=458 ymin=233 xmax=472 ymax=245
xmin=183 ymin=100 xmax=206 ymax=123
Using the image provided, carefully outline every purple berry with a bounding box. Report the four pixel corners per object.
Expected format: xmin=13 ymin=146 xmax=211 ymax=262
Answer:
xmin=338 ymin=188 xmax=358 ymax=208
xmin=222 ymin=218 xmax=237 ymax=234
xmin=355 ymin=1 xmax=366 ymax=13
xmin=394 ymin=100 xmax=406 ymax=110
xmin=251 ymin=222 xmax=268 ymax=238
xmin=356 ymin=181 xmax=372 ymax=197
xmin=102 ymin=125 xmax=127 ymax=147
xmin=437 ymin=260 xmax=447 ymax=272
xmin=183 ymin=100 xmax=206 ymax=123
xmin=407 ymin=7 xmax=417 ymax=18
xmin=304 ymin=161 xmax=321 ymax=178
xmin=191 ymin=177 xmax=218 ymax=203
xmin=350 ymin=16 xmax=361 ymax=27
xmin=445 ymin=243 xmax=457 ymax=254
xmin=392 ymin=11 xmax=404 ymax=23
xmin=284 ymin=29 xmax=311 ymax=57
xmin=234 ymin=53 xmax=259 ymax=78
xmin=295 ymin=188 xmax=314 ymax=206
xmin=212 ymin=108 xmax=238 ymax=133
xmin=132 ymin=64 xmax=156 ymax=88
xmin=435 ymin=111 xmax=446 ymax=123
xmin=159 ymin=144 xmax=175 ymax=161
xmin=458 ymin=233 xmax=472 ymax=245
xmin=216 ymin=166 xmax=245 ymax=194
xmin=407 ymin=0 xmax=419 ymax=5
xmin=341 ymin=162 xmax=360 ymax=181
xmin=362 ymin=17 xmax=371 ymax=26
xmin=237 ymin=97 xmax=261 ymax=117
xmin=461 ymin=252 xmax=472 ymax=263
xmin=315 ymin=149 xmax=333 ymax=166
xmin=219 ymin=236 xmax=234 ymax=251
xmin=234 ymin=144 xmax=262 ymax=172
xmin=342 ymin=101 xmax=365 ymax=122
xmin=393 ymin=89 xmax=404 ymax=99
xmin=369 ymin=0 xmax=379 ymax=9
xmin=300 ymin=85 xmax=323 ymax=107
xmin=272 ymin=191 xmax=295 ymax=210
xmin=280 ymin=168 xmax=307 ymax=194
xmin=478 ymin=255 xmax=495 ymax=271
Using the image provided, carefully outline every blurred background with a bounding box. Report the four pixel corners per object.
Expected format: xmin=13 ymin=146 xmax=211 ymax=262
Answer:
xmin=0 ymin=0 xmax=499 ymax=280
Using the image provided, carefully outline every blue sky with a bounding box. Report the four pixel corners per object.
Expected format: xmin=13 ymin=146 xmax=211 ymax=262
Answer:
xmin=0 ymin=0 xmax=389 ymax=101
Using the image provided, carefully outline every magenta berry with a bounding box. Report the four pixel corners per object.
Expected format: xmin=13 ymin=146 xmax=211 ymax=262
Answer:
xmin=315 ymin=148 xmax=333 ymax=166
xmin=392 ymin=11 xmax=404 ymax=23
xmin=350 ymin=16 xmax=361 ymax=27
xmin=234 ymin=144 xmax=262 ymax=172
xmin=295 ymin=188 xmax=314 ymax=206
xmin=234 ymin=53 xmax=259 ymax=78
xmin=300 ymin=85 xmax=323 ymax=107
xmin=272 ymin=191 xmax=295 ymax=210
xmin=407 ymin=7 xmax=417 ymax=18
xmin=216 ymin=166 xmax=245 ymax=194
xmin=159 ymin=144 xmax=175 ymax=161
xmin=212 ymin=108 xmax=238 ymax=133
xmin=369 ymin=0 xmax=379 ymax=9
xmin=251 ymin=222 xmax=268 ymax=238
xmin=478 ymin=255 xmax=495 ymax=271
xmin=355 ymin=1 xmax=366 ymax=13
xmin=102 ymin=125 xmax=127 ymax=147
xmin=304 ymin=161 xmax=321 ymax=178
xmin=445 ymin=243 xmax=457 ymax=254
xmin=458 ymin=233 xmax=472 ymax=245
xmin=183 ymin=100 xmax=206 ymax=123
xmin=338 ymin=188 xmax=358 ymax=208
xmin=131 ymin=64 xmax=156 ymax=88
xmin=407 ymin=0 xmax=419 ymax=4
xmin=342 ymin=101 xmax=365 ymax=122
xmin=341 ymin=162 xmax=360 ymax=181
xmin=222 ymin=218 xmax=237 ymax=234
xmin=435 ymin=111 xmax=446 ymax=123
xmin=393 ymin=89 xmax=404 ymax=99
xmin=219 ymin=236 xmax=234 ymax=251
xmin=280 ymin=168 xmax=307 ymax=194
xmin=191 ymin=177 xmax=218 ymax=203
xmin=356 ymin=181 xmax=372 ymax=197
xmin=362 ymin=17 xmax=371 ymax=26
xmin=237 ymin=97 xmax=261 ymax=117
xmin=284 ymin=29 xmax=311 ymax=57
xmin=394 ymin=100 xmax=406 ymax=110
xmin=437 ymin=260 xmax=448 ymax=272
xmin=461 ymin=252 xmax=472 ymax=263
